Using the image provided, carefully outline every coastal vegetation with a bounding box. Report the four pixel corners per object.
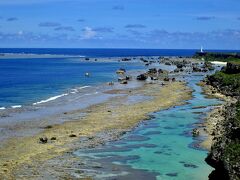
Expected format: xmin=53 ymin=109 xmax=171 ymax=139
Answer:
xmin=194 ymin=52 xmax=240 ymax=63
xmin=205 ymin=58 xmax=240 ymax=180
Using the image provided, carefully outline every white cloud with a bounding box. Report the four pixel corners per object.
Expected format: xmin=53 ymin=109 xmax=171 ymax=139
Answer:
xmin=81 ymin=27 xmax=97 ymax=39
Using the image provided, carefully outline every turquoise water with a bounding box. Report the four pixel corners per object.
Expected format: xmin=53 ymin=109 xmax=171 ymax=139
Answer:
xmin=75 ymin=75 xmax=222 ymax=179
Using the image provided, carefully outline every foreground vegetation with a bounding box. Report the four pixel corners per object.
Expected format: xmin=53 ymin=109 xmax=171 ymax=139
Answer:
xmin=206 ymin=59 xmax=240 ymax=180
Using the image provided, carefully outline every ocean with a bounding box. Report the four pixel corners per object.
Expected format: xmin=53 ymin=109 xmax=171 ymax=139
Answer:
xmin=1 ymin=48 xmax=239 ymax=57
xmin=0 ymin=48 xmax=239 ymax=109
xmin=0 ymin=58 xmax=144 ymax=109
xmin=0 ymin=48 xmax=198 ymax=57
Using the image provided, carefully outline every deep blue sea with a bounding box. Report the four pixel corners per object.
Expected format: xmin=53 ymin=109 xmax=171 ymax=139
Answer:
xmin=1 ymin=48 xmax=239 ymax=57
xmin=0 ymin=58 xmax=144 ymax=108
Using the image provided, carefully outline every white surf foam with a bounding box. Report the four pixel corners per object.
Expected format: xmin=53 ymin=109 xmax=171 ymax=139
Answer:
xmin=70 ymin=86 xmax=91 ymax=94
xmin=33 ymin=86 xmax=91 ymax=105
xmin=78 ymin=86 xmax=91 ymax=90
xmin=0 ymin=107 xmax=6 ymax=110
xmin=33 ymin=93 xmax=68 ymax=105
xmin=11 ymin=105 xmax=22 ymax=109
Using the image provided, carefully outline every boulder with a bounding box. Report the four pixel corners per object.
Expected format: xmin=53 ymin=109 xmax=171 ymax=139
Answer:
xmin=193 ymin=66 xmax=202 ymax=72
xmin=151 ymin=77 xmax=158 ymax=80
xmin=158 ymin=69 xmax=164 ymax=74
xmin=116 ymin=68 xmax=126 ymax=74
xmin=137 ymin=74 xmax=148 ymax=81
xmin=120 ymin=80 xmax=128 ymax=84
xmin=164 ymin=77 xmax=170 ymax=81
xmin=39 ymin=137 xmax=48 ymax=144
xmin=51 ymin=137 xmax=57 ymax=141
xmin=192 ymin=128 xmax=200 ymax=137
xmin=69 ymin=134 xmax=77 ymax=137
xmin=176 ymin=64 xmax=183 ymax=69
xmin=148 ymin=68 xmax=157 ymax=74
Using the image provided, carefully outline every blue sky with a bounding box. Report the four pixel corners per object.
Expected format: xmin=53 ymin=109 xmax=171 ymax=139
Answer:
xmin=0 ymin=0 xmax=239 ymax=49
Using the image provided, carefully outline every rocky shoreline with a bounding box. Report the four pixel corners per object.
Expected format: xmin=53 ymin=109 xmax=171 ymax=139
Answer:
xmin=201 ymin=62 xmax=240 ymax=180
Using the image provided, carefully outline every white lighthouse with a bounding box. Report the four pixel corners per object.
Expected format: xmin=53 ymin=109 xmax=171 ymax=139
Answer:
xmin=200 ymin=46 xmax=204 ymax=53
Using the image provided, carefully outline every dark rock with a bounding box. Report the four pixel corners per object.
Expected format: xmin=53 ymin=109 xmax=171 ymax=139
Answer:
xmin=192 ymin=128 xmax=200 ymax=137
xmin=137 ymin=74 xmax=148 ymax=81
xmin=39 ymin=137 xmax=48 ymax=144
xmin=140 ymin=58 xmax=148 ymax=63
xmin=174 ymin=69 xmax=180 ymax=73
xmin=226 ymin=62 xmax=240 ymax=74
xmin=193 ymin=66 xmax=202 ymax=72
xmin=165 ymin=62 xmax=171 ymax=66
xmin=51 ymin=137 xmax=57 ymax=140
xmin=148 ymin=68 xmax=157 ymax=74
xmin=43 ymin=125 xmax=53 ymax=129
xmin=164 ymin=77 xmax=170 ymax=81
xmin=158 ymin=69 xmax=164 ymax=74
xmin=69 ymin=134 xmax=77 ymax=137
xmin=151 ymin=77 xmax=158 ymax=80
xmin=122 ymin=58 xmax=131 ymax=61
xmin=116 ymin=69 xmax=126 ymax=74
xmin=120 ymin=80 xmax=128 ymax=84
xmin=176 ymin=64 xmax=183 ymax=69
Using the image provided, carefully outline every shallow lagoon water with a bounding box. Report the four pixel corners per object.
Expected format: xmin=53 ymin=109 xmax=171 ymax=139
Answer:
xmin=75 ymin=74 xmax=222 ymax=179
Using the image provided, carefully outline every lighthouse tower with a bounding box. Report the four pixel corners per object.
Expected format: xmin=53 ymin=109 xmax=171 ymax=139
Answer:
xmin=200 ymin=46 xmax=204 ymax=53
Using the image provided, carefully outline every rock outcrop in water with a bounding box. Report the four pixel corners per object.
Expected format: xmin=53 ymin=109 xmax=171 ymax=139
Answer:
xmin=205 ymin=65 xmax=240 ymax=180
xmin=137 ymin=74 xmax=148 ymax=81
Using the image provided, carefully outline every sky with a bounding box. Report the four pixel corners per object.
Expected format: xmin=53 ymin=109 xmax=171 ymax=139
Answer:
xmin=0 ymin=0 xmax=239 ymax=49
